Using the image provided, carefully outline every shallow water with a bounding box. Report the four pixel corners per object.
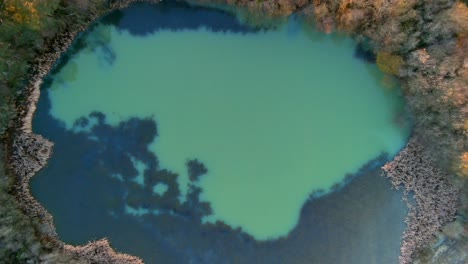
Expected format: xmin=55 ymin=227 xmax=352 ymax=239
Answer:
xmin=32 ymin=1 xmax=410 ymax=263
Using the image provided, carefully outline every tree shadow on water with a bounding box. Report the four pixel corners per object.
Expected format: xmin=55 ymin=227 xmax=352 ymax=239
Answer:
xmin=31 ymin=88 xmax=407 ymax=264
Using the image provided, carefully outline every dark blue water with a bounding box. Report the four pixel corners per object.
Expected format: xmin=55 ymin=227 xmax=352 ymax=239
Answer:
xmin=31 ymin=2 xmax=408 ymax=263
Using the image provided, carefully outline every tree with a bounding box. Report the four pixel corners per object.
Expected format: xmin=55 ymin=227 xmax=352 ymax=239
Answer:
xmin=376 ymin=52 xmax=404 ymax=76
xmin=3 ymin=0 xmax=60 ymax=30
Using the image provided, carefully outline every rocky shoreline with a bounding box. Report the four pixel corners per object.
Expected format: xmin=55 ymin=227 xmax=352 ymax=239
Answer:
xmin=6 ymin=0 xmax=464 ymax=263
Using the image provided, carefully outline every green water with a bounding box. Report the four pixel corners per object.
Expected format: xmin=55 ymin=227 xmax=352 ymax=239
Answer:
xmin=47 ymin=24 xmax=409 ymax=240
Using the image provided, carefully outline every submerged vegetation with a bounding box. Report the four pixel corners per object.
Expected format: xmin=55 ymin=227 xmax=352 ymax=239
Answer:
xmin=0 ymin=0 xmax=466 ymax=263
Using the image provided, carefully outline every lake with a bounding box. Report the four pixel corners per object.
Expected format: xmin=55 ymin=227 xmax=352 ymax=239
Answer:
xmin=31 ymin=1 xmax=410 ymax=263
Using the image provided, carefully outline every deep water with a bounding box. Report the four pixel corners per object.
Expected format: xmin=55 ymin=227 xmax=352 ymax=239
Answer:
xmin=31 ymin=1 xmax=410 ymax=263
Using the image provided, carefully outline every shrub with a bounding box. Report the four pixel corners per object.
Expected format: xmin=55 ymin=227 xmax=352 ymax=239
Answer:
xmin=376 ymin=52 xmax=404 ymax=76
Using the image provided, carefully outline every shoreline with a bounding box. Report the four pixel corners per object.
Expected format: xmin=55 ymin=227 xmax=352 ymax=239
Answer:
xmin=5 ymin=0 xmax=462 ymax=263
xmin=8 ymin=1 xmax=160 ymax=263
xmin=383 ymin=138 xmax=459 ymax=264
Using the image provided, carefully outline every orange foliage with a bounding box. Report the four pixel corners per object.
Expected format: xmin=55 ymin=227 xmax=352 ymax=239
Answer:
xmin=312 ymin=1 xmax=335 ymax=33
xmin=276 ymin=0 xmax=295 ymax=15
xmin=4 ymin=0 xmax=41 ymax=29
xmin=456 ymin=152 xmax=468 ymax=177
xmin=450 ymin=1 xmax=468 ymax=35
xmin=336 ymin=0 xmax=366 ymax=31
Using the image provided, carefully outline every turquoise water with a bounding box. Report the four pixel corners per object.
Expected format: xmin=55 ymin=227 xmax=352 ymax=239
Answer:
xmin=43 ymin=10 xmax=409 ymax=241
xmin=30 ymin=2 xmax=410 ymax=262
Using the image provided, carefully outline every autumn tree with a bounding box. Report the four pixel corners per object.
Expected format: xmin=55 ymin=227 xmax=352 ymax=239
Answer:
xmin=376 ymin=52 xmax=404 ymax=75
xmin=3 ymin=0 xmax=60 ymax=30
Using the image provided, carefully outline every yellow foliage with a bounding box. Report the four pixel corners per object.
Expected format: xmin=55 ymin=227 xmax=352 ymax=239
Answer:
xmin=376 ymin=52 xmax=404 ymax=76
xmin=5 ymin=5 xmax=17 ymax=13
xmin=456 ymin=152 xmax=468 ymax=177
xmin=12 ymin=13 xmax=23 ymax=23
xmin=4 ymin=0 xmax=41 ymax=29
